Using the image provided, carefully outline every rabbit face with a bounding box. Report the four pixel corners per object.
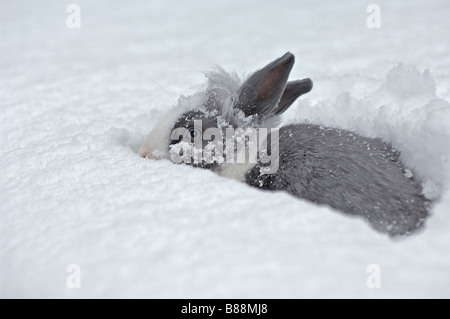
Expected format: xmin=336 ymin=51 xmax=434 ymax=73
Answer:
xmin=168 ymin=108 xmax=226 ymax=171
xmin=139 ymin=52 xmax=313 ymax=178
xmin=139 ymin=53 xmax=432 ymax=237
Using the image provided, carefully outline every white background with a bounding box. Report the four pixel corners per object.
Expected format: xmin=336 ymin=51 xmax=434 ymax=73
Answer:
xmin=1 ymin=0 xmax=449 ymax=298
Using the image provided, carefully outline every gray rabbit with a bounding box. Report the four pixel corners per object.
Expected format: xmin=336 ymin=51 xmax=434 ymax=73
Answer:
xmin=139 ymin=52 xmax=430 ymax=236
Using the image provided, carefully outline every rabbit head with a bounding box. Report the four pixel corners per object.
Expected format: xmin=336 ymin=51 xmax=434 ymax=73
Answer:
xmin=139 ymin=52 xmax=312 ymax=179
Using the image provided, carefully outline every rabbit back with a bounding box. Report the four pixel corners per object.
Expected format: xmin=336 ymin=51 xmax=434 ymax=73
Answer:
xmin=246 ymin=123 xmax=430 ymax=236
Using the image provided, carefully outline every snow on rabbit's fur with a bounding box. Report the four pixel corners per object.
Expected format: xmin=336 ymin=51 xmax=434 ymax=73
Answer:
xmin=139 ymin=53 xmax=439 ymax=237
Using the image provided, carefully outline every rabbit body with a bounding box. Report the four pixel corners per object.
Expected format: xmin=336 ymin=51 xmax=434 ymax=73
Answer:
xmin=140 ymin=52 xmax=431 ymax=236
xmin=246 ymin=123 xmax=429 ymax=235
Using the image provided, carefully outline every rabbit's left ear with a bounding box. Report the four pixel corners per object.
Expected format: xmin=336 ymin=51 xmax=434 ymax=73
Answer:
xmin=235 ymin=52 xmax=294 ymax=118
xmin=274 ymin=78 xmax=313 ymax=115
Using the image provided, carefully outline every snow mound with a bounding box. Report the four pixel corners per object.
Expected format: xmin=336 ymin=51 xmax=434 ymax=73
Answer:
xmin=287 ymin=64 xmax=450 ymax=199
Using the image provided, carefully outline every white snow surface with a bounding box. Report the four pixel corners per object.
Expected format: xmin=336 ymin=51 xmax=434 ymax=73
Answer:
xmin=1 ymin=0 xmax=450 ymax=298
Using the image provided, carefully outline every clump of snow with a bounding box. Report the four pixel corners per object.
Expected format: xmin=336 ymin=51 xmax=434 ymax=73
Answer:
xmin=287 ymin=64 xmax=450 ymax=199
xmin=382 ymin=63 xmax=436 ymax=99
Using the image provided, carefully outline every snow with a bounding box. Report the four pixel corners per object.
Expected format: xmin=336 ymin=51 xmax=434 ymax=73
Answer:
xmin=1 ymin=0 xmax=450 ymax=298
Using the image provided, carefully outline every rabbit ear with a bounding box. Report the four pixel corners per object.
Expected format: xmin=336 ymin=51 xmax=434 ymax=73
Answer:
xmin=274 ymin=78 xmax=313 ymax=115
xmin=235 ymin=52 xmax=295 ymax=117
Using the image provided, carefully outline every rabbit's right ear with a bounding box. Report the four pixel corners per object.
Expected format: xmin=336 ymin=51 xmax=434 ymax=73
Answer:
xmin=274 ymin=78 xmax=313 ymax=115
xmin=235 ymin=52 xmax=295 ymax=118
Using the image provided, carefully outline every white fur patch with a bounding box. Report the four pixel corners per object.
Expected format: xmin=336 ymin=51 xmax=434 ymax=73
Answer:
xmin=140 ymin=68 xmax=245 ymax=160
xmin=140 ymin=68 xmax=263 ymax=182
xmin=218 ymin=162 xmax=256 ymax=182
xmin=138 ymin=110 xmax=179 ymax=159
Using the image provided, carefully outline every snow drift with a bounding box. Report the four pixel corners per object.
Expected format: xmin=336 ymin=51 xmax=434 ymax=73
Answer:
xmin=1 ymin=0 xmax=450 ymax=298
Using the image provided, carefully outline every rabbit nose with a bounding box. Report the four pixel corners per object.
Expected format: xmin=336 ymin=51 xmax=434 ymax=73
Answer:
xmin=138 ymin=146 xmax=150 ymax=158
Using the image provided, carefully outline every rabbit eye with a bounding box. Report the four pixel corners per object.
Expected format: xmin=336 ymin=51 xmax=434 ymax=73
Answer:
xmin=188 ymin=128 xmax=202 ymax=141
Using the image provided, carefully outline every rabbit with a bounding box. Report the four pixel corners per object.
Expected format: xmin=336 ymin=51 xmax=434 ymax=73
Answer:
xmin=139 ymin=52 xmax=430 ymax=236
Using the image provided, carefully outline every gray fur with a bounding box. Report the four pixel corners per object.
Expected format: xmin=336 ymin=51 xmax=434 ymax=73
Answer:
xmin=246 ymin=125 xmax=430 ymax=236
xmin=235 ymin=52 xmax=295 ymax=119
xmin=276 ymin=79 xmax=313 ymax=115
xmin=149 ymin=52 xmax=431 ymax=236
